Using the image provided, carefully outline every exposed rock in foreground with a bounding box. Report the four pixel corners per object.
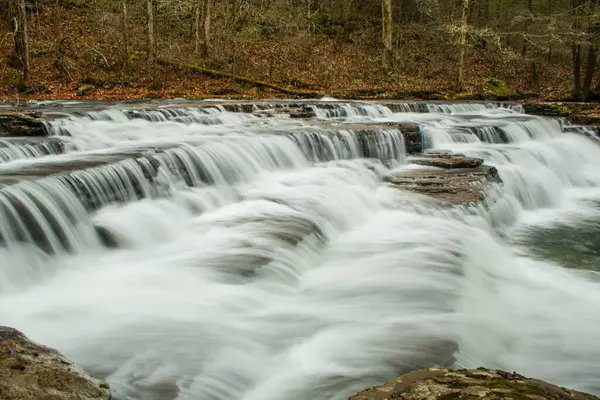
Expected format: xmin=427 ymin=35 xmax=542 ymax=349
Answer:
xmin=349 ymin=368 xmax=598 ymax=400
xmin=0 ymin=327 xmax=110 ymax=400
xmin=385 ymin=154 xmax=501 ymax=206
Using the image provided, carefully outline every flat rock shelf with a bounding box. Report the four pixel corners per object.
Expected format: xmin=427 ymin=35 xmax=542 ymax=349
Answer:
xmin=385 ymin=154 xmax=501 ymax=206
xmin=349 ymin=368 xmax=599 ymax=400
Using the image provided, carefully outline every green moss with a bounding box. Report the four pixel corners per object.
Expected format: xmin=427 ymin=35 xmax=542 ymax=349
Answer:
xmin=452 ymin=92 xmax=477 ymax=100
xmin=483 ymin=77 xmax=513 ymax=100
xmin=551 ymin=103 xmax=572 ymax=116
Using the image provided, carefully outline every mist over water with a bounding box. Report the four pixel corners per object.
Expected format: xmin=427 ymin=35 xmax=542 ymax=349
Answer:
xmin=1 ymin=101 xmax=600 ymax=399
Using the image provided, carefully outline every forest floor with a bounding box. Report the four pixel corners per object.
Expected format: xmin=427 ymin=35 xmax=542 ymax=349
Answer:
xmin=0 ymin=2 xmax=593 ymax=109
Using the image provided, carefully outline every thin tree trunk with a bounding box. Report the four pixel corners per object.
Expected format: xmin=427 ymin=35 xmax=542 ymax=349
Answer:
xmin=547 ymin=0 xmax=552 ymax=60
xmin=573 ymin=44 xmax=582 ymax=97
xmin=231 ymin=0 xmax=237 ymax=81
xmin=381 ymin=0 xmax=393 ymax=69
xmin=583 ymin=0 xmax=599 ymax=99
xmin=531 ymin=60 xmax=539 ymax=88
xmin=199 ymin=0 xmax=210 ymax=58
xmin=147 ymin=0 xmax=155 ymax=61
xmin=522 ymin=0 xmax=532 ymax=56
xmin=583 ymin=46 xmax=597 ymax=100
xmin=14 ymin=0 xmax=30 ymax=82
xmin=54 ymin=0 xmax=60 ymax=41
xmin=456 ymin=0 xmax=470 ymax=89
xmin=122 ymin=0 xmax=129 ymax=67
xmin=194 ymin=0 xmax=201 ymax=55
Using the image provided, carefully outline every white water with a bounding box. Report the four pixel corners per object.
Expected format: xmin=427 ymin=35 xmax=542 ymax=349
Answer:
xmin=1 ymin=101 xmax=600 ymax=399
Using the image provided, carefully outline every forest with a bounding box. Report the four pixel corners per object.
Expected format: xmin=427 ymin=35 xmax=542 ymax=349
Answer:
xmin=0 ymin=0 xmax=599 ymax=101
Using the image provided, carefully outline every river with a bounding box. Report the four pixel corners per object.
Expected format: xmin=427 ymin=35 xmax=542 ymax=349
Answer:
xmin=0 ymin=100 xmax=599 ymax=400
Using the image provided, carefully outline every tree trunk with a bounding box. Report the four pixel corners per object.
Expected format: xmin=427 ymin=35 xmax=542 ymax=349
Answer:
xmin=573 ymin=44 xmax=582 ymax=97
xmin=14 ymin=0 xmax=30 ymax=82
xmin=122 ymin=0 xmax=129 ymax=67
xmin=196 ymin=0 xmax=210 ymax=58
xmin=381 ymin=0 xmax=393 ymax=69
xmin=531 ymin=60 xmax=539 ymax=88
xmin=147 ymin=0 xmax=155 ymax=61
xmin=194 ymin=0 xmax=201 ymax=55
xmin=456 ymin=0 xmax=470 ymax=89
xmin=583 ymin=45 xmax=597 ymax=100
xmin=521 ymin=0 xmax=532 ymax=56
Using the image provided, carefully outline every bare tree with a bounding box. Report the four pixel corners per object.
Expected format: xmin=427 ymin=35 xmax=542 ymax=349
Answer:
xmin=12 ymin=0 xmax=30 ymax=82
xmin=147 ymin=0 xmax=155 ymax=61
xmin=195 ymin=0 xmax=211 ymax=58
xmin=382 ymin=0 xmax=393 ymax=69
xmin=456 ymin=0 xmax=470 ymax=89
xmin=582 ymin=0 xmax=599 ymax=99
xmin=122 ymin=0 xmax=129 ymax=66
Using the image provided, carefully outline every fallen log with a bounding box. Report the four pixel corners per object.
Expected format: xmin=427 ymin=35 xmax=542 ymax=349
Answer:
xmin=157 ymin=58 xmax=324 ymax=98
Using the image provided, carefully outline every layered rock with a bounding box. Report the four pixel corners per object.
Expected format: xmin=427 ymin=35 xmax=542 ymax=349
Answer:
xmin=0 ymin=327 xmax=110 ymax=400
xmin=349 ymin=368 xmax=598 ymax=400
xmin=0 ymin=111 xmax=46 ymax=137
xmin=385 ymin=154 xmax=501 ymax=206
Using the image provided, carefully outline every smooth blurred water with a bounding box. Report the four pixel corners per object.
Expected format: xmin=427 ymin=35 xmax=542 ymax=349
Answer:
xmin=1 ymin=101 xmax=600 ymax=399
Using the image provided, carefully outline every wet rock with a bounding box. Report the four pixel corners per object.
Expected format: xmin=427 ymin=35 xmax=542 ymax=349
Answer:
xmin=411 ymin=153 xmax=484 ymax=169
xmin=522 ymin=102 xmax=569 ymax=117
xmin=385 ymin=154 xmax=501 ymax=206
xmin=0 ymin=111 xmax=46 ymax=137
xmin=349 ymin=368 xmax=599 ymax=400
xmin=387 ymin=122 xmax=421 ymax=154
xmin=290 ymin=106 xmax=316 ymax=119
xmin=0 ymin=326 xmax=111 ymax=400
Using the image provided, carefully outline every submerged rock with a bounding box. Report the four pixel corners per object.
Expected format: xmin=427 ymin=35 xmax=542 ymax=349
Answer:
xmin=349 ymin=367 xmax=598 ymax=400
xmin=289 ymin=106 xmax=317 ymax=118
xmin=0 ymin=327 xmax=110 ymax=400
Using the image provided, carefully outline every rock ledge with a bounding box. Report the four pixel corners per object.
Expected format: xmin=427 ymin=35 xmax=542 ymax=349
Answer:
xmin=385 ymin=154 xmax=501 ymax=206
xmin=350 ymin=368 xmax=599 ymax=400
xmin=0 ymin=326 xmax=110 ymax=400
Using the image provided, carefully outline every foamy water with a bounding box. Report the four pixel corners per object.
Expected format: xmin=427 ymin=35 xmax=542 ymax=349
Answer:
xmin=1 ymin=101 xmax=600 ymax=399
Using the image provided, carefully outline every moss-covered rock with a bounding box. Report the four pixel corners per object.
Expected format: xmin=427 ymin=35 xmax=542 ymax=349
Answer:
xmin=349 ymin=368 xmax=598 ymax=400
xmin=483 ymin=77 xmax=514 ymax=100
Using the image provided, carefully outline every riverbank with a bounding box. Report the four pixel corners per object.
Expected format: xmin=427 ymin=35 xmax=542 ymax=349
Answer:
xmin=4 ymin=327 xmax=599 ymax=400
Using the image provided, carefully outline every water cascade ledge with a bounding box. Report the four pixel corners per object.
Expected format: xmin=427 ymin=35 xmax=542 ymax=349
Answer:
xmin=3 ymin=100 xmax=600 ymax=400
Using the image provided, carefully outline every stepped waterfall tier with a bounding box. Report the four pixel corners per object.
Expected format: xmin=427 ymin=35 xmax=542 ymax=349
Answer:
xmin=1 ymin=100 xmax=600 ymax=400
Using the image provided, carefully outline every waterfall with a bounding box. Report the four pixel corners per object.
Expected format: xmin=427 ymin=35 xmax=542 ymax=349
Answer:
xmin=1 ymin=100 xmax=600 ymax=400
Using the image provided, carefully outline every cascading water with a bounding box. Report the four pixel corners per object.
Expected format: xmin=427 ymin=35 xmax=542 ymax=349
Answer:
xmin=1 ymin=100 xmax=600 ymax=400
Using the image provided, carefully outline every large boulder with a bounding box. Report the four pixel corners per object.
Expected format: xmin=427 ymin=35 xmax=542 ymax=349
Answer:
xmin=0 ymin=326 xmax=111 ymax=400
xmin=349 ymin=368 xmax=599 ymax=400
